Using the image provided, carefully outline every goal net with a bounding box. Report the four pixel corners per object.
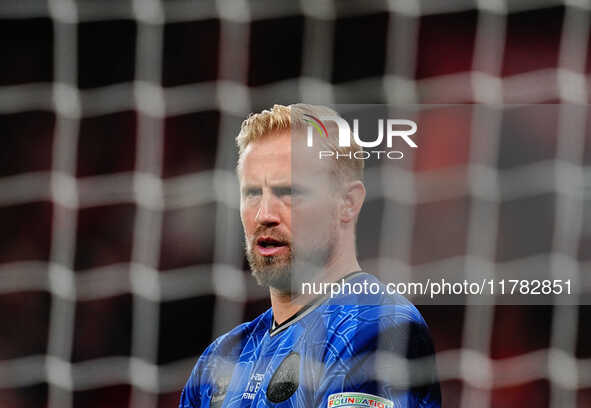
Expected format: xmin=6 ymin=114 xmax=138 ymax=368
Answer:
xmin=0 ymin=0 xmax=589 ymax=407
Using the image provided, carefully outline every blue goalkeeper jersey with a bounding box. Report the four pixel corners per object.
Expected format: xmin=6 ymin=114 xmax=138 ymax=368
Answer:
xmin=179 ymin=272 xmax=441 ymax=408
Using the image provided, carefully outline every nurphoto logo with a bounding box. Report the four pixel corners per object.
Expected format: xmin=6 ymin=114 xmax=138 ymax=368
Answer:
xmin=303 ymin=114 xmax=418 ymax=160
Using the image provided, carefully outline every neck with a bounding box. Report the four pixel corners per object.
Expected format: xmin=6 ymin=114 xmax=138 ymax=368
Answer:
xmin=270 ymin=237 xmax=360 ymax=325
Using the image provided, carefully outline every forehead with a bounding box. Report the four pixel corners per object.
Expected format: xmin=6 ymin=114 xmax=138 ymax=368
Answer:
xmin=240 ymin=131 xmax=291 ymax=180
xmin=239 ymin=129 xmax=335 ymax=186
xmin=244 ymin=130 xmax=291 ymax=159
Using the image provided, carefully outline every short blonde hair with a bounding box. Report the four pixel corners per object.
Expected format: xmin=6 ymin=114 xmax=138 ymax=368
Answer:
xmin=236 ymin=104 xmax=364 ymax=181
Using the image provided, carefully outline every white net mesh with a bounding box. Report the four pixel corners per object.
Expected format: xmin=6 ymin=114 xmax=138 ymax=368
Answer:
xmin=0 ymin=0 xmax=590 ymax=407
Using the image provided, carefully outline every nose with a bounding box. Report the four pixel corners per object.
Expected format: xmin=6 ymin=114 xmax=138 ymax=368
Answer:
xmin=255 ymin=192 xmax=280 ymax=227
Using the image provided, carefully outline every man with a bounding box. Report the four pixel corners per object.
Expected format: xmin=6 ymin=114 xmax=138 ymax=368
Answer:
xmin=180 ymin=104 xmax=441 ymax=407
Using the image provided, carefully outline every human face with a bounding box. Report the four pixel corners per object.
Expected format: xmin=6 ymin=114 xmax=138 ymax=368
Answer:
xmin=239 ymin=130 xmax=339 ymax=293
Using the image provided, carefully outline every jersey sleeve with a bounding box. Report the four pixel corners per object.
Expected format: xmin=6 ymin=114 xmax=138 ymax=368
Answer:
xmin=178 ymin=337 xmax=226 ymax=408
xmin=178 ymin=319 xmax=257 ymax=408
xmin=179 ymin=353 xmax=207 ymax=408
xmin=314 ymin=305 xmax=441 ymax=408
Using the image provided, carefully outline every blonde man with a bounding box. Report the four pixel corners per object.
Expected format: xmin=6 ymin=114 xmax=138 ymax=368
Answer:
xmin=180 ymin=104 xmax=441 ymax=408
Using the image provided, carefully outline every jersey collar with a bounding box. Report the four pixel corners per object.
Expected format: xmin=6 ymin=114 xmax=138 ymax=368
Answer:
xmin=269 ymin=270 xmax=365 ymax=336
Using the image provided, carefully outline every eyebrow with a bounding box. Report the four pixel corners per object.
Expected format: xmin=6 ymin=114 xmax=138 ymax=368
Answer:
xmin=241 ymin=184 xmax=304 ymax=196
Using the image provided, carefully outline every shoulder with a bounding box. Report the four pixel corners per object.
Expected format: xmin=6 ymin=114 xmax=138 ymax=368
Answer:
xmin=325 ymin=272 xmax=427 ymax=327
xmin=198 ymin=307 xmax=272 ymax=365
xmin=319 ymin=273 xmax=432 ymax=360
xmin=183 ymin=308 xmax=272 ymax=389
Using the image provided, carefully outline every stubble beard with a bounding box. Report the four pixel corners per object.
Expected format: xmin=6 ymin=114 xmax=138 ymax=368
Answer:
xmin=246 ymin=223 xmax=337 ymax=295
xmin=246 ymin=246 xmax=293 ymax=293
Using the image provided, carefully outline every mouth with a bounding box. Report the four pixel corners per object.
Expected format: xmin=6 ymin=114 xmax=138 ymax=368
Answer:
xmin=255 ymin=236 xmax=289 ymax=256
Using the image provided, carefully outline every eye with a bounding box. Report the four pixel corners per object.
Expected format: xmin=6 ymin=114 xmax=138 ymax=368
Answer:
xmin=274 ymin=186 xmax=293 ymax=197
xmin=244 ymin=187 xmax=262 ymax=197
xmin=273 ymin=186 xmax=305 ymax=198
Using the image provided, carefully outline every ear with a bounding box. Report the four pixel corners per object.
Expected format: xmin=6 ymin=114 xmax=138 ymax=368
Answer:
xmin=340 ymin=180 xmax=366 ymax=223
